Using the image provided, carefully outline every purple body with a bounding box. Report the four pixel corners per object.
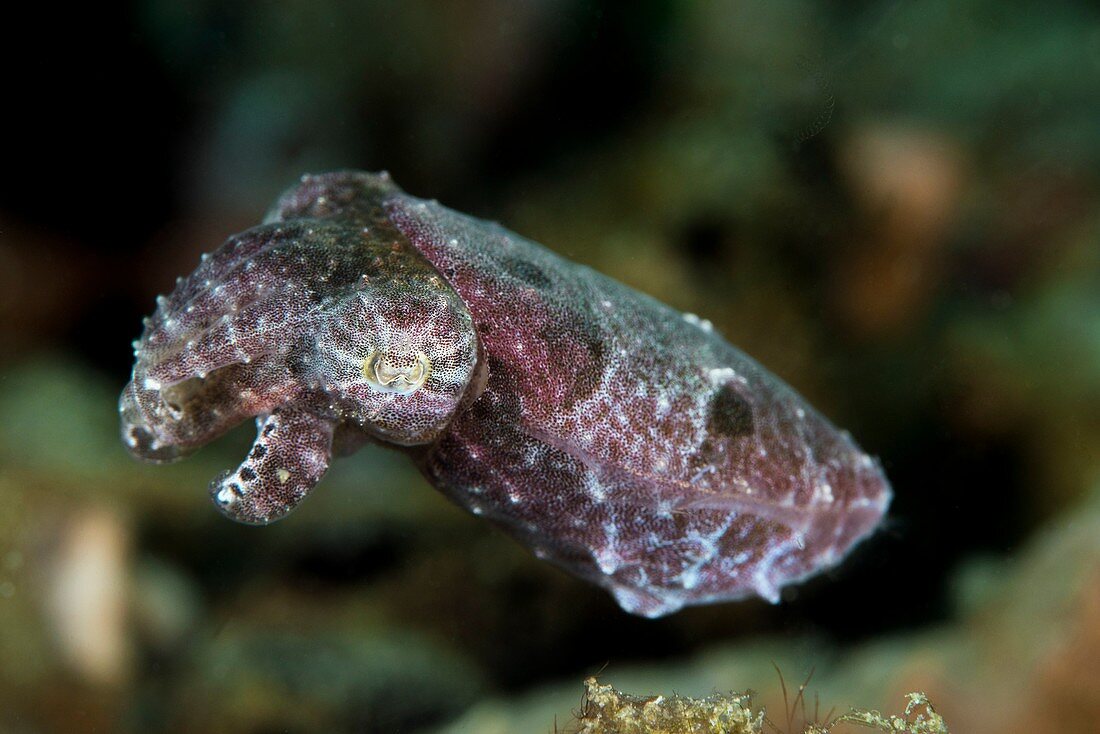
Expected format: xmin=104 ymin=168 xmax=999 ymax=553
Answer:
xmin=120 ymin=171 xmax=890 ymax=617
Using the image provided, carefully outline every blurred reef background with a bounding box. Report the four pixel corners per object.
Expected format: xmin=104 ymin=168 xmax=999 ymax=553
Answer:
xmin=2 ymin=0 xmax=1100 ymax=731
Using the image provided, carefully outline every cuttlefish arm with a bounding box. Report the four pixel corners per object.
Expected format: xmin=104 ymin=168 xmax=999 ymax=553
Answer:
xmin=209 ymin=407 xmax=336 ymax=525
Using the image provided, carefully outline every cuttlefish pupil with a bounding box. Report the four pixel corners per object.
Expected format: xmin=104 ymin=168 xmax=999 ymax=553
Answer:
xmin=362 ymin=351 xmax=431 ymax=394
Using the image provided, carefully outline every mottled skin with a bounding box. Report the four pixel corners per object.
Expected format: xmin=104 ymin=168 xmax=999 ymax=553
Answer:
xmin=121 ymin=171 xmax=891 ymax=617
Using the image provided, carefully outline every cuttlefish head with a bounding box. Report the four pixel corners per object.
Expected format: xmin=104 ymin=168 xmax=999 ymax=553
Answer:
xmin=121 ymin=176 xmax=479 ymax=524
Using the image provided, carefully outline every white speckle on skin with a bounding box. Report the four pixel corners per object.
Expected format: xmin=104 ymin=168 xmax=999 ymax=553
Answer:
xmin=707 ymin=366 xmax=736 ymax=384
xmin=276 ymin=468 xmax=291 ymax=484
xmin=594 ymin=547 xmax=619 ymax=575
xmin=678 ymin=565 xmax=700 ymax=589
xmin=594 ymin=521 xmax=621 ymax=574
xmin=752 ymin=568 xmax=781 ymax=603
xmin=583 ymin=474 xmax=607 ymax=502
xmin=682 ymin=312 xmax=713 ymax=332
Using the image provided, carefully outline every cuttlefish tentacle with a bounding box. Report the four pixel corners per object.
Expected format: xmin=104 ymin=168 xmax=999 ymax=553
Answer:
xmin=209 ymin=406 xmax=336 ymax=525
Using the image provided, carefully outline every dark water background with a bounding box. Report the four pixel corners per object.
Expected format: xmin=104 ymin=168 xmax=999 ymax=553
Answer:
xmin=2 ymin=1 xmax=1099 ymax=732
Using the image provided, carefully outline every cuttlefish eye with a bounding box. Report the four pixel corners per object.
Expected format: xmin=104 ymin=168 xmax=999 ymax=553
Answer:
xmin=362 ymin=351 xmax=431 ymax=394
